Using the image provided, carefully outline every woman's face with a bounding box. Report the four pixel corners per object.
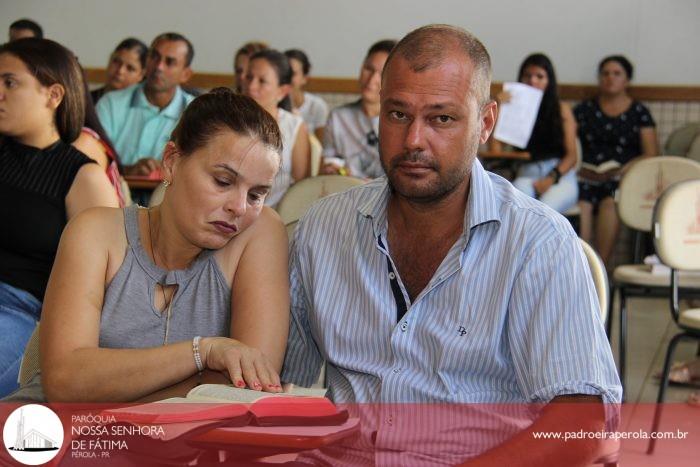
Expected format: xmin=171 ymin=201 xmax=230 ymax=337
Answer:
xmin=520 ymin=65 xmax=549 ymax=91
xmin=163 ymin=130 xmax=279 ymax=250
xmin=359 ymin=51 xmax=388 ymax=105
xmin=106 ymin=47 xmax=144 ymax=90
xmin=289 ymin=58 xmax=307 ymax=91
xmin=244 ymin=58 xmax=287 ymax=113
xmin=598 ymin=61 xmax=629 ymax=95
xmin=234 ymin=53 xmax=249 ymax=92
xmin=0 ymin=53 xmax=58 ymax=140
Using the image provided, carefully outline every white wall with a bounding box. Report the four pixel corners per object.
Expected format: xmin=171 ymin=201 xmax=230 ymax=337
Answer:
xmin=2 ymin=0 xmax=698 ymax=84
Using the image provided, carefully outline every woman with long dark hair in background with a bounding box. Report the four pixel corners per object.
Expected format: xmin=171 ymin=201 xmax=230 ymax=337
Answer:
xmin=491 ymin=53 xmax=578 ymax=213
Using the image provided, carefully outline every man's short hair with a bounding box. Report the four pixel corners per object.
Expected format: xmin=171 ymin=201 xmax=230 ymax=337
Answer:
xmin=366 ymin=39 xmax=397 ymax=59
xmin=384 ymin=24 xmax=492 ymax=105
xmin=151 ymin=32 xmax=194 ymax=67
xmin=10 ymin=19 xmax=43 ymax=39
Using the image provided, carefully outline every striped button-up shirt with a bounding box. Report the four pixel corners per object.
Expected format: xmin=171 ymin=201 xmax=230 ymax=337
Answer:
xmin=282 ymin=158 xmax=621 ymax=405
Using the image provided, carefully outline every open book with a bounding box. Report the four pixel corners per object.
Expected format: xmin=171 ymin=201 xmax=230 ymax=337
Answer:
xmin=106 ymin=384 xmax=346 ymax=427
xmin=580 ymin=160 xmax=621 ymax=173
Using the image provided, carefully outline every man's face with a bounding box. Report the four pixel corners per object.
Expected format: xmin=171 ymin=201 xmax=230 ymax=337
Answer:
xmin=8 ymin=28 xmax=36 ymax=42
xmin=145 ymin=39 xmax=191 ymax=93
xmin=379 ymin=53 xmax=496 ymax=203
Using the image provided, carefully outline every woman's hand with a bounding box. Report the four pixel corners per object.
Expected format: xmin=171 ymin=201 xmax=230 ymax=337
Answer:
xmin=533 ymin=176 xmax=554 ymax=196
xmin=201 ymin=337 xmax=282 ymax=392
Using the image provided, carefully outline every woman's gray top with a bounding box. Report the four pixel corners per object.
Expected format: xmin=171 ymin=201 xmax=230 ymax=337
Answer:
xmin=100 ymin=204 xmax=231 ymax=348
xmin=4 ymin=205 xmax=231 ymax=402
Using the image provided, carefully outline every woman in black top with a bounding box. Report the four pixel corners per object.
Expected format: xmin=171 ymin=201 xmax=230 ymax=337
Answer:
xmin=0 ymin=38 xmax=118 ymax=396
xmin=491 ymin=53 xmax=578 ymax=213
xmin=575 ymin=55 xmax=658 ymax=268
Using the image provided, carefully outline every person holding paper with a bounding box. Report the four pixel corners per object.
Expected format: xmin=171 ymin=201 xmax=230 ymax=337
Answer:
xmin=282 ymin=25 xmax=620 ymax=465
xmin=575 ymin=55 xmax=658 ymax=268
xmin=9 ymin=89 xmax=290 ymax=403
xmin=490 ymin=53 xmax=578 ymax=213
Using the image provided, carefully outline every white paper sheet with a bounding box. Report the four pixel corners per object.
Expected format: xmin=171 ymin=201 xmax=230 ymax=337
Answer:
xmin=493 ymin=82 xmax=544 ymax=149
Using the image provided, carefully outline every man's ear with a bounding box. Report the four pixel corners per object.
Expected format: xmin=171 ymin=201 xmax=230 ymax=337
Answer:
xmin=161 ymin=142 xmax=180 ymax=182
xmin=179 ymin=66 xmax=193 ymax=85
xmin=479 ymin=100 xmax=498 ymax=144
xmin=46 ymin=83 xmax=65 ymax=111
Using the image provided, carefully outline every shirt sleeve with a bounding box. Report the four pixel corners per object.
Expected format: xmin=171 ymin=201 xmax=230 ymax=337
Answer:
xmin=280 ymin=226 xmax=324 ymax=387
xmin=636 ymin=102 xmax=656 ymax=128
xmin=507 ymin=233 xmax=622 ymax=407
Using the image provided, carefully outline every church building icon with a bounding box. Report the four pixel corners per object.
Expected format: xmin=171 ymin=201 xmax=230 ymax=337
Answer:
xmin=9 ymin=409 xmax=58 ymax=452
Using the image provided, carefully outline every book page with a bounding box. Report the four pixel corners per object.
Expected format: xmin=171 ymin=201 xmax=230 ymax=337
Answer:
xmin=581 ymin=160 xmax=621 ymax=173
xmin=187 ymin=384 xmax=327 ymax=403
xmin=493 ymin=82 xmax=544 ymax=149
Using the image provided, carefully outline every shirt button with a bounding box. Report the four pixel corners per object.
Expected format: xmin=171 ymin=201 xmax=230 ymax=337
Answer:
xmin=400 ymin=322 xmax=408 ymax=332
xmin=386 ymin=416 xmax=393 ymax=425
xmin=388 ymin=272 xmax=396 ymax=280
xmin=393 ymin=368 xmax=401 ymax=374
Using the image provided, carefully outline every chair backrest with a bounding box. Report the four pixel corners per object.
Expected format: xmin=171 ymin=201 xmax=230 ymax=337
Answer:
xmin=579 ymin=239 xmax=609 ymax=322
xmin=285 ymin=219 xmax=299 ymax=243
xmin=653 ymin=179 xmax=700 ymax=271
xmin=309 ymin=134 xmax=323 ymax=177
xmin=276 ymin=175 xmax=365 ymax=225
xmin=617 ymin=156 xmax=700 ymax=231
xmin=148 ymin=182 xmax=167 ymax=207
xmin=119 ymin=176 xmax=133 ymax=206
xmin=18 ymin=323 xmax=41 ymax=386
xmin=687 ymin=133 xmax=700 ymax=164
xmin=664 ymin=122 xmax=700 ymax=156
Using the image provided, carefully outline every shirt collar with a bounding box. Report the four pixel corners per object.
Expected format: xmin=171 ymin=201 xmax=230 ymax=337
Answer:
xmin=357 ymin=158 xmax=501 ymax=239
xmin=131 ymin=83 xmax=186 ymax=119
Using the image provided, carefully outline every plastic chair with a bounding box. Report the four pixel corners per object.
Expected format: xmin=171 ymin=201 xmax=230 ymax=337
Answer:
xmin=18 ymin=323 xmax=40 ymax=387
xmin=276 ymin=175 xmax=365 ymax=226
xmin=610 ymin=156 xmax=700 ymax=391
xmin=309 ymin=134 xmax=323 ymax=177
xmin=148 ymin=182 xmax=167 ymax=207
xmin=580 ymin=239 xmax=609 ymax=317
xmin=646 ymin=179 xmax=700 ymax=454
xmin=579 ymin=239 xmax=620 ymax=466
xmin=687 ymin=133 xmax=700 ymax=164
xmin=664 ymin=122 xmax=700 ymax=157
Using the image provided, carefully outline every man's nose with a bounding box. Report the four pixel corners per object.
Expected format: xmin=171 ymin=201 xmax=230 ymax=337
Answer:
xmin=404 ymin=119 xmax=426 ymax=151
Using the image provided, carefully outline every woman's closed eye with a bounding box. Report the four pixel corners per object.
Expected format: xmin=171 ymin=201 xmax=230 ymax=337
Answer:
xmin=214 ymin=177 xmax=232 ymax=187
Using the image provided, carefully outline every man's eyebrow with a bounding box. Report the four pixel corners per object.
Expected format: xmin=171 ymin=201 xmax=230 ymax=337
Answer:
xmin=213 ymin=163 xmax=272 ymax=191
xmin=383 ymin=98 xmax=459 ymax=112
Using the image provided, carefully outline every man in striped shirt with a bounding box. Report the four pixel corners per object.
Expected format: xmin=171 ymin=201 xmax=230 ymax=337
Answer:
xmin=282 ymin=25 xmax=621 ymax=466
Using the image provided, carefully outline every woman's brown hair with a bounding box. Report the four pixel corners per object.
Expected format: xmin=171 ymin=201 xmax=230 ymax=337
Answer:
xmin=0 ymin=38 xmax=85 ymax=143
xmin=171 ymin=87 xmax=282 ymax=160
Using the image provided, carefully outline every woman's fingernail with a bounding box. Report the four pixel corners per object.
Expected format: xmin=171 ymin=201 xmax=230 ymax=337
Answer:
xmin=253 ymin=382 xmax=261 ymax=389
xmin=236 ymin=380 xmax=245 ymax=388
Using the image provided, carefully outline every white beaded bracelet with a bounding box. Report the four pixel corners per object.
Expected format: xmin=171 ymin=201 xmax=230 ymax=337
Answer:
xmin=192 ymin=336 xmax=204 ymax=372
